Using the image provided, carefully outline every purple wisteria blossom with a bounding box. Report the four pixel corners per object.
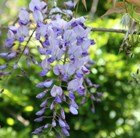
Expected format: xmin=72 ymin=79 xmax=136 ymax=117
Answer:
xmin=1 ymin=0 xmax=101 ymax=137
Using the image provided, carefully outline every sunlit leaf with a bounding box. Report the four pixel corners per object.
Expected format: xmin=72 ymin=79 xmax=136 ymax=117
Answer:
xmin=102 ymin=2 xmax=126 ymax=17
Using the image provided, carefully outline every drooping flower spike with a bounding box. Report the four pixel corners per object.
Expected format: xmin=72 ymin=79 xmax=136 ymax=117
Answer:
xmin=0 ymin=0 xmax=101 ymax=137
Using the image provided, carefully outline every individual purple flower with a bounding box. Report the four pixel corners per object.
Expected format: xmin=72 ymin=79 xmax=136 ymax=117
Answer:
xmin=40 ymin=99 xmax=48 ymax=108
xmin=50 ymin=102 xmax=55 ymax=110
xmin=33 ymin=10 xmax=43 ymax=23
xmin=34 ymin=117 xmax=44 ymax=122
xmin=38 ymin=70 xmax=48 ymax=76
xmin=69 ymin=105 xmax=78 ymax=115
xmin=29 ymin=0 xmax=42 ymax=11
xmin=0 ymin=53 xmax=8 ymax=57
xmin=0 ymin=64 xmax=7 ymax=70
xmin=19 ymin=9 xmax=30 ymax=25
xmin=17 ymin=26 xmax=29 ymax=42
xmin=96 ymin=92 xmax=103 ymax=97
xmin=68 ymin=44 xmax=82 ymax=60
xmin=36 ymin=24 xmax=47 ymax=38
xmin=62 ymin=128 xmax=70 ymax=136
xmin=85 ymin=77 xmax=93 ymax=87
xmin=58 ymin=118 xmax=66 ymax=128
xmin=24 ymin=46 xmax=29 ymax=55
xmin=81 ymin=66 xmax=90 ymax=74
xmin=75 ymin=72 xmax=83 ymax=78
xmin=51 ymin=85 xmax=63 ymax=97
xmin=36 ymin=90 xmax=48 ymax=99
xmin=32 ymin=126 xmax=43 ymax=135
xmin=63 ymin=30 xmax=76 ymax=47
xmin=68 ymin=78 xmax=83 ymax=91
xmin=13 ymin=62 xmax=18 ymax=69
xmin=70 ymin=100 xmax=78 ymax=109
xmin=64 ymin=1 xmax=75 ymax=9
xmin=47 ymin=57 xmax=55 ymax=63
xmin=62 ymin=63 xmax=76 ymax=77
xmin=55 ymin=96 xmax=62 ymax=103
xmin=41 ymin=58 xmax=50 ymax=70
xmin=60 ymin=108 xmax=65 ymax=120
xmin=53 ymin=64 xmax=63 ymax=75
xmin=52 ymin=120 xmax=56 ymax=127
xmin=36 ymin=80 xmax=53 ymax=88
xmin=91 ymin=106 xmax=95 ymax=113
xmin=77 ymin=86 xmax=86 ymax=96
xmin=7 ymin=51 xmax=17 ymax=59
xmin=68 ymin=91 xmax=75 ymax=100
xmin=44 ymin=124 xmax=49 ymax=129
xmin=9 ymin=26 xmax=17 ymax=34
xmin=90 ymin=39 xmax=95 ymax=45
xmin=36 ymin=108 xmax=46 ymax=116
xmin=5 ymin=38 xmax=14 ymax=48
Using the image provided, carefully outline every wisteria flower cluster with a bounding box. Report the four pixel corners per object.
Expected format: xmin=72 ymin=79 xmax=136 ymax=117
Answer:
xmin=0 ymin=0 xmax=102 ymax=137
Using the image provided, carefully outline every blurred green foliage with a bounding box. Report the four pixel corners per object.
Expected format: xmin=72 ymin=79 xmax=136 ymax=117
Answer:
xmin=0 ymin=0 xmax=140 ymax=138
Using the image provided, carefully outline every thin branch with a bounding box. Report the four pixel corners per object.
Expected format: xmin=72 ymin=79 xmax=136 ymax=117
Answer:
xmin=0 ymin=25 xmax=138 ymax=34
xmin=91 ymin=28 xmax=128 ymax=34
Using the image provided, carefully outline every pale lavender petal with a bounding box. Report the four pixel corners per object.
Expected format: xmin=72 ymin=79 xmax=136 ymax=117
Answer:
xmin=37 ymin=46 xmax=46 ymax=55
xmin=85 ymin=77 xmax=93 ymax=87
xmin=53 ymin=64 xmax=63 ymax=75
xmin=68 ymin=78 xmax=83 ymax=91
xmin=50 ymin=102 xmax=55 ymax=110
xmin=43 ymin=80 xmax=53 ymax=87
xmin=0 ymin=64 xmax=7 ymax=70
xmin=5 ymin=38 xmax=14 ymax=48
xmin=9 ymin=26 xmax=17 ymax=34
xmin=19 ymin=9 xmax=30 ymax=25
xmin=81 ymin=66 xmax=90 ymax=74
xmin=32 ymin=126 xmax=43 ymax=135
xmin=36 ymin=80 xmax=53 ymax=88
xmin=7 ymin=52 xmax=17 ymax=59
xmin=13 ymin=62 xmax=18 ymax=69
xmin=70 ymin=100 xmax=78 ymax=109
xmin=70 ymin=105 xmax=78 ymax=115
xmin=62 ymin=128 xmax=70 ymax=136
xmin=36 ymin=108 xmax=45 ymax=116
xmin=40 ymin=99 xmax=48 ymax=108
xmin=24 ymin=47 xmax=29 ymax=55
xmin=52 ymin=120 xmax=56 ymax=127
xmin=29 ymin=0 xmax=42 ymax=11
xmin=68 ymin=91 xmax=75 ymax=100
xmin=60 ymin=108 xmax=65 ymax=120
xmin=34 ymin=117 xmax=44 ymax=122
xmin=90 ymin=39 xmax=95 ymax=45
xmin=33 ymin=10 xmax=43 ymax=23
xmin=64 ymin=1 xmax=75 ymax=9
xmin=38 ymin=70 xmax=48 ymax=76
xmin=44 ymin=124 xmax=49 ymax=129
xmin=51 ymin=85 xmax=63 ymax=97
xmin=36 ymin=91 xmax=47 ymax=99
xmin=58 ymin=118 xmax=66 ymax=127
xmin=96 ymin=92 xmax=103 ymax=97
xmin=0 ymin=53 xmax=8 ymax=57
xmin=55 ymin=96 xmax=62 ymax=103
